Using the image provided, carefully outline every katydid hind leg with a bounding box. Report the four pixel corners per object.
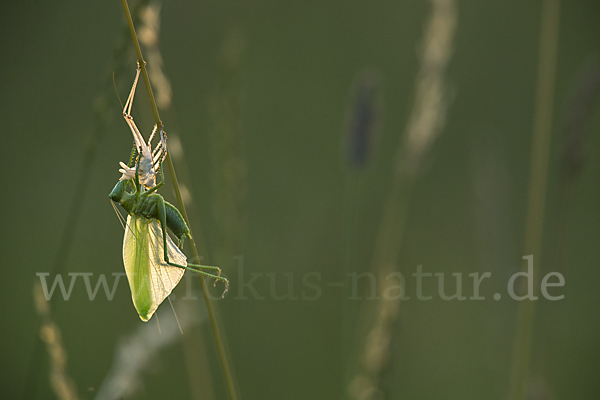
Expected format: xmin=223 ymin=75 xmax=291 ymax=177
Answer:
xmin=167 ymin=261 xmax=229 ymax=297
xmin=155 ymin=190 xmax=229 ymax=296
xmin=188 ymin=262 xmax=226 ymax=290
xmin=187 ymin=262 xmax=222 ymax=276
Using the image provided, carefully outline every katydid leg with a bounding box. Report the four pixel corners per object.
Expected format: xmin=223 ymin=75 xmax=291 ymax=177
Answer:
xmin=154 ymin=192 xmax=228 ymax=295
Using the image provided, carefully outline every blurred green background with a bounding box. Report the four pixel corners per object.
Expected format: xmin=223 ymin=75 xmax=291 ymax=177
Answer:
xmin=1 ymin=0 xmax=599 ymax=399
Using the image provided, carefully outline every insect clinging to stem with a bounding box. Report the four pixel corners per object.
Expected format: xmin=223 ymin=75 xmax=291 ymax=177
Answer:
xmin=109 ymin=62 xmax=229 ymax=322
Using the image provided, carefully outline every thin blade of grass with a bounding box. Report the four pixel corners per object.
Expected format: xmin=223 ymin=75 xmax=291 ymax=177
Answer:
xmin=120 ymin=1 xmax=238 ymax=399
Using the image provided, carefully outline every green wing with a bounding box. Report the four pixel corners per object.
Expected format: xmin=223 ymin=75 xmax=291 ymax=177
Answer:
xmin=123 ymin=215 xmax=186 ymax=321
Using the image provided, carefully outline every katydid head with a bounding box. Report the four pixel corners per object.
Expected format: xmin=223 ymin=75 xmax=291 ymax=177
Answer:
xmin=109 ymin=177 xmax=143 ymax=216
xmin=109 ymin=179 xmax=128 ymax=203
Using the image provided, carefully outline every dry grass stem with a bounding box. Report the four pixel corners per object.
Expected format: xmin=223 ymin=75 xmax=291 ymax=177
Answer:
xmin=33 ymin=283 xmax=80 ymax=400
xmin=349 ymin=1 xmax=457 ymax=399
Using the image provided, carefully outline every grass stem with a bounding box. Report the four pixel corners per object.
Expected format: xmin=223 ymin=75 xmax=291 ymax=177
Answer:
xmin=348 ymin=1 xmax=456 ymax=398
xmin=121 ymin=1 xmax=238 ymax=399
xmin=507 ymin=1 xmax=560 ymax=399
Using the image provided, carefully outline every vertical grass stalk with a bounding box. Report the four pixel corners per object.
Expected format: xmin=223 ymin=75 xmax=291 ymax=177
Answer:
xmin=341 ymin=171 xmax=363 ymax=387
xmin=507 ymin=1 xmax=560 ymax=399
xmin=340 ymin=69 xmax=382 ymax=393
xmin=121 ymin=1 xmax=238 ymax=399
xmin=536 ymin=58 xmax=600 ymax=387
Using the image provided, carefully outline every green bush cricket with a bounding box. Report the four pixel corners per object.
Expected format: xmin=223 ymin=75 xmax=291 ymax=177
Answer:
xmin=109 ymin=65 xmax=228 ymax=322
